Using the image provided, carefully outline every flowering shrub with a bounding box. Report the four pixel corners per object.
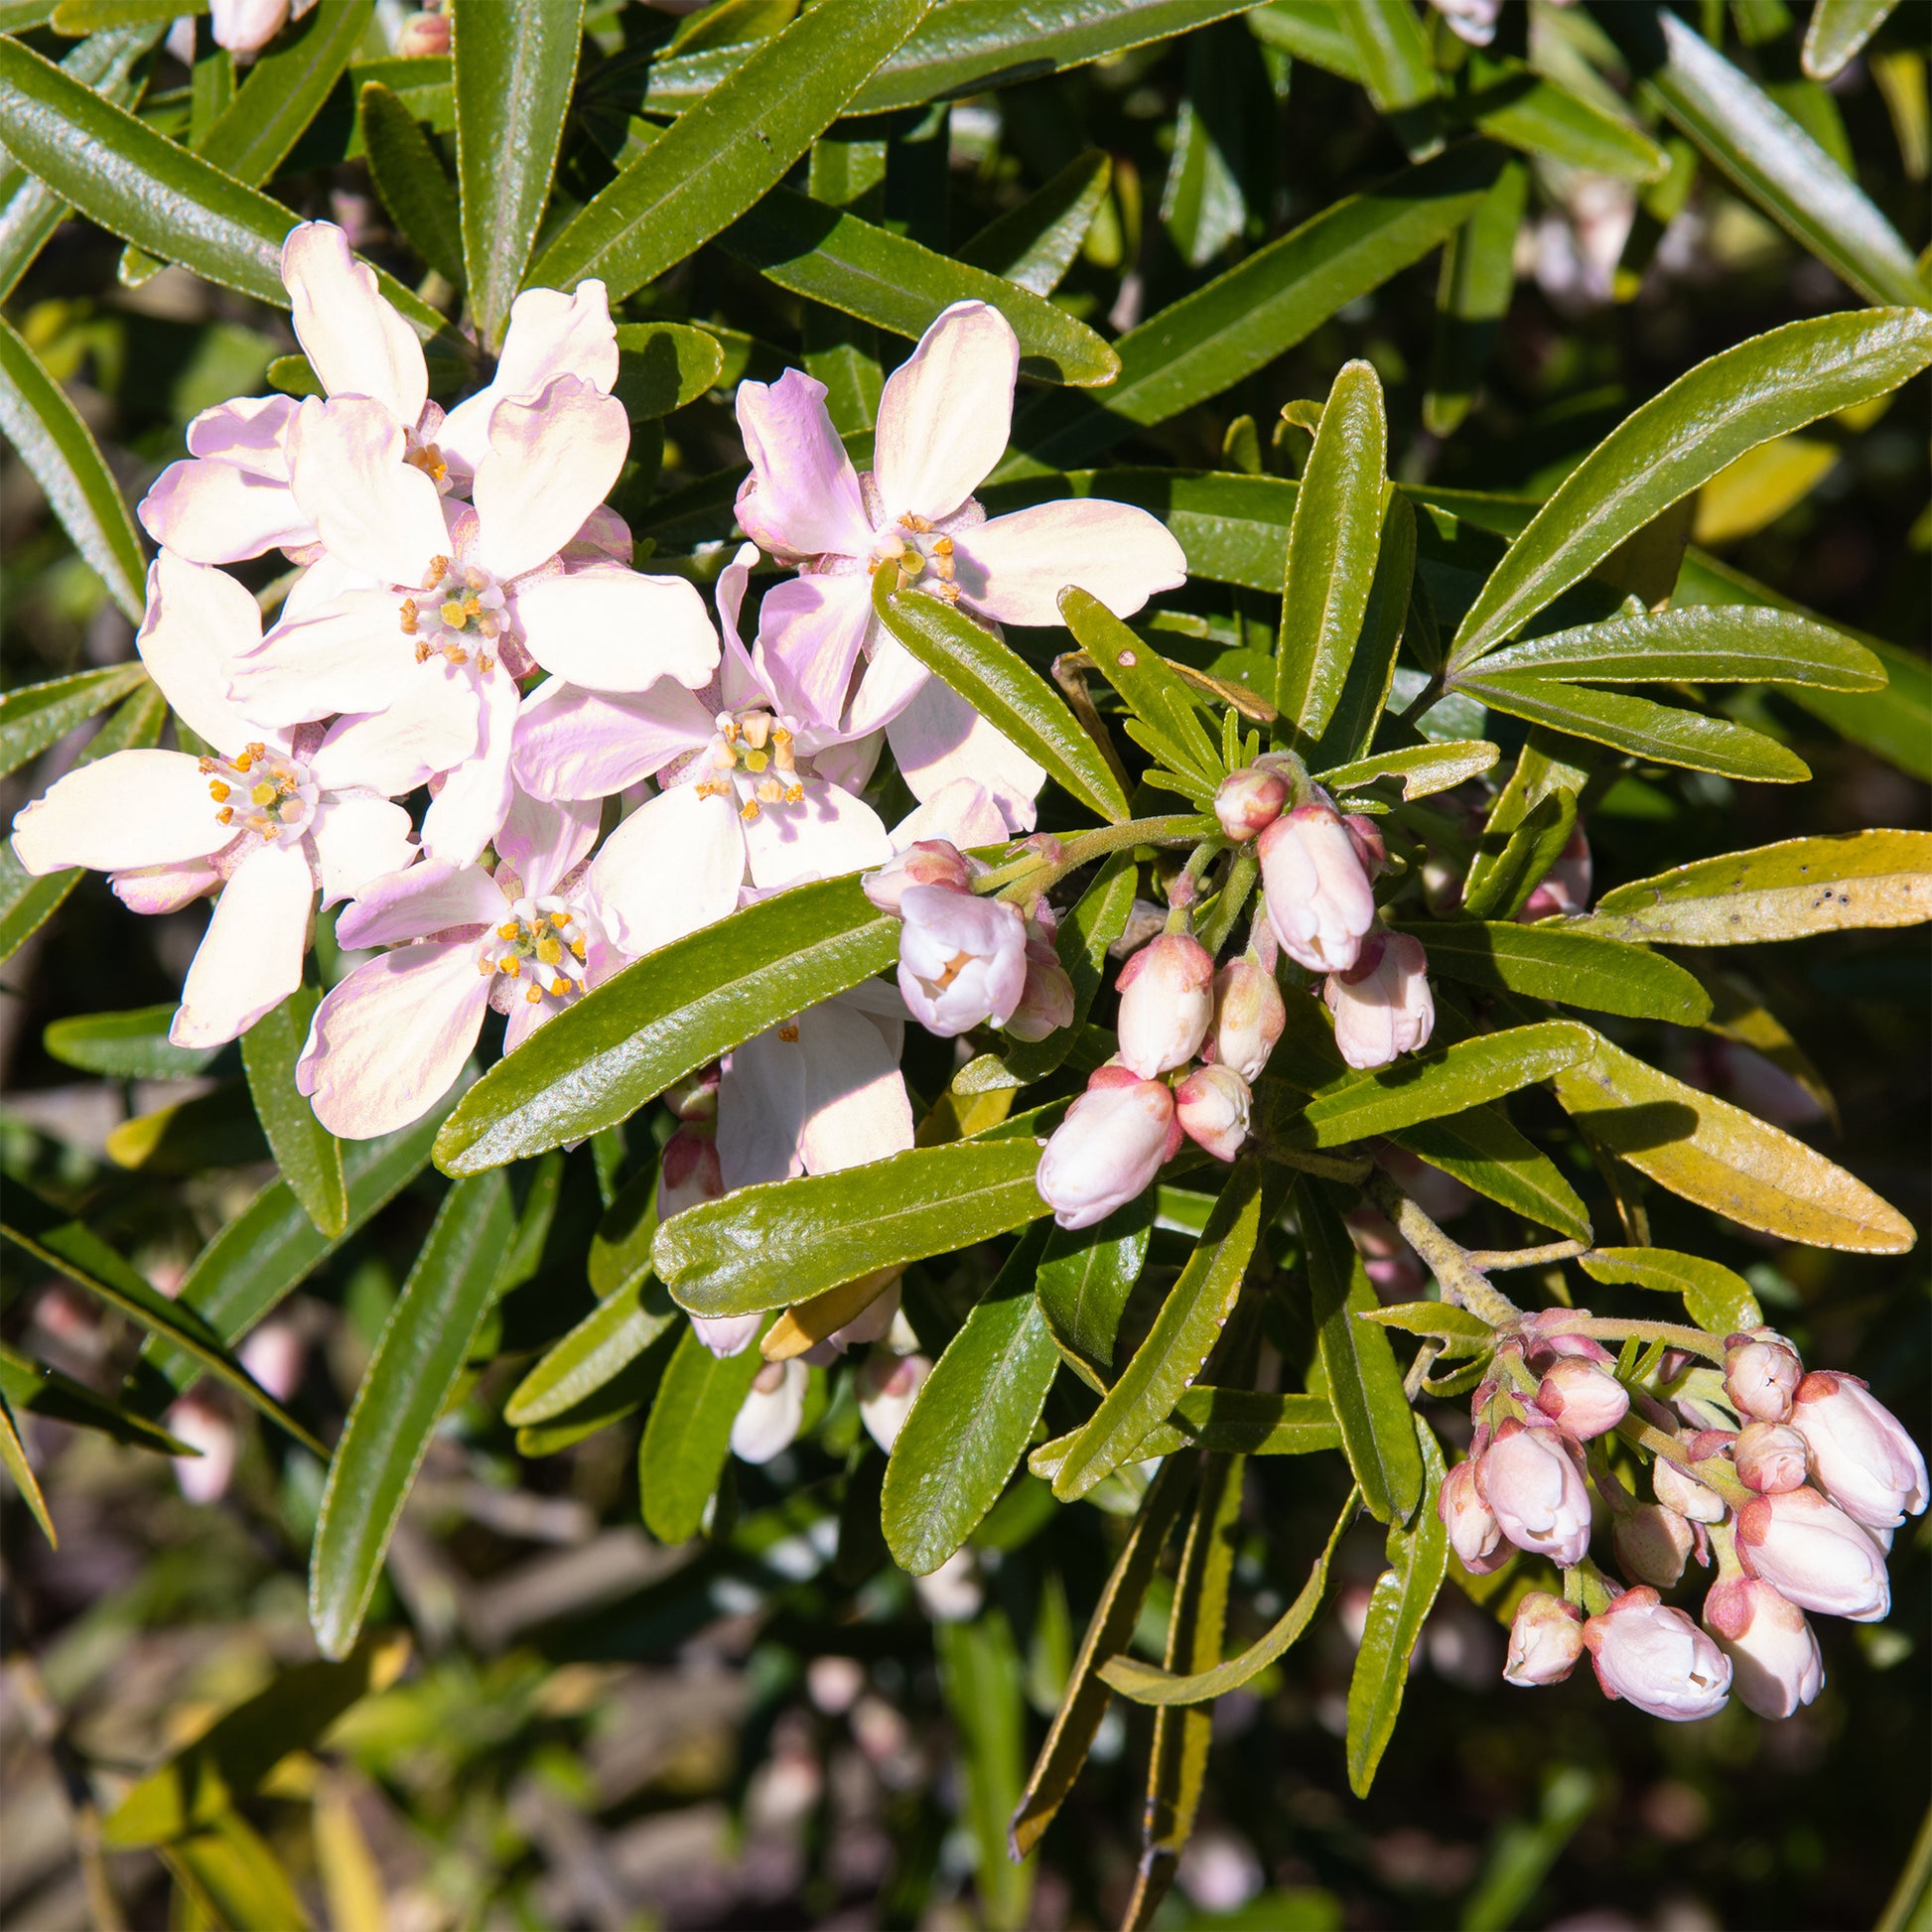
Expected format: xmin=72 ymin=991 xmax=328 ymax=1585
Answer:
xmin=0 ymin=0 xmax=1927 ymax=1923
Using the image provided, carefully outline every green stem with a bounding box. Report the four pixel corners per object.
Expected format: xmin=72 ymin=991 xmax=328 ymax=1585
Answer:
xmin=1613 ymin=1413 xmax=1753 ymax=1510
xmin=1196 ymin=847 xmax=1259 ymax=959
xmin=1562 ymin=1314 xmax=1725 ymax=1364
xmin=1461 ymin=1239 xmax=1590 ymax=1272
xmin=977 ymin=814 xmax=1216 ymax=899
xmin=1365 ymin=1173 xmax=1523 ymax=1330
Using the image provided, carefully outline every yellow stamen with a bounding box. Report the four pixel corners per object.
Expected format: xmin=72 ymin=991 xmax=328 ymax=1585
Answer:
xmin=216 ymin=806 xmax=234 ymax=825
xmin=502 ymin=957 xmax=519 ymax=977
xmin=549 ymin=977 xmax=570 ymax=997
xmin=498 ymin=921 xmax=520 ymax=940
xmin=570 ymin=937 xmax=586 ymax=959
xmin=548 ymin=911 xmax=571 ymax=928
xmin=525 ymin=984 xmax=542 ymax=1003
xmin=536 ymin=936 xmax=562 ymax=966
xmin=208 ymin=780 xmax=230 ymax=802
xmin=741 ymin=798 xmax=760 ymax=822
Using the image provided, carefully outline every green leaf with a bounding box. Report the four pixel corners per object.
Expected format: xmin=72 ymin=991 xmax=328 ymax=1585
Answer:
xmin=1035 ymin=1199 xmax=1152 ymax=1384
xmin=1425 ymin=157 xmax=1526 ymax=438
xmin=1551 ymin=1031 xmax=1915 ymax=1254
xmin=435 ymin=876 xmax=897 ymax=1173
xmin=241 ymin=986 xmax=346 ymax=1239
xmin=587 ymin=1154 xmax=661 ymax=1299
xmin=660 ymin=1139 xmax=1045 ymax=1317
xmin=1603 ymin=5 xmax=1928 ymax=309
xmin=872 ymin=575 xmax=1131 ymax=822
xmin=1313 ymin=736 xmax=1498 ymax=801
xmin=959 ymin=148 xmax=1111 ymax=295
xmin=1005 ymin=141 xmax=1506 ymax=475
xmin=1307 ymin=488 xmax=1417 ymax=769
xmin=1059 ymin=586 xmax=1220 ymax=789
xmin=1029 ymin=1389 xmax=1340 ymax=1476
xmin=1455 ymin=52 xmax=1669 ymax=183
xmin=164 ymin=1816 xmax=311 ymax=1932
xmin=1343 ymin=0 xmax=1437 ymax=112
xmin=1357 ymin=1303 xmax=1495 ymax=1347
xmin=0 ymin=1340 xmax=197 ymax=1455
xmin=1344 ymin=1420 xmax=1448 ymax=1796
xmin=1387 ymin=1105 xmax=1591 ymax=1243
xmin=1449 ymin=310 xmax=1932 ymax=667
xmin=1577 ymin=831 xmax=1932 ymax=947
xmin=1456 ymin=671 xmax=1810 ymax=783
xmin=883 ymin=1225 xmax=1058 ymax=1574
xmin=0 ymin=1394 xmax=55 ymax=1545
xmin=1301 ymin=1177 xmax=1422 ymax=1525
xmin=1802 ymin=0 xmax=1898 ymax=81
xmin=636 ymin=1317 xmax=770 ymax=1543
xmin=1159 ymin=19 xmax=1265 ymax=270
xmin=938 ymin=1609 xmax=1037 ymax=1932
xmin=720 ymin=184 xmax=1120 ymax=386
xmin=50 ymin=0 xmax=191 ymax=26
xmin=613 ymin=322 xmax=727 ymax=417
xmin=1052 ymin=1159 xmax=1269 ymax=1502
xmin=0 ymin=661 xmax=148 ymax=782
xmin=530 ymin=0 xmax=930 ymax=306
xmin=310 ymin=1172 xmax=513 ymax=1659
xmin=1472 ymin=606 xmax=1883 ymax=689
xmin=0 ymin=312 xmax=145 ymax=620
xmin=1276 ymin=360 xmax=1388 ymax=751
xmin=195 ymin=0 xmax=370 ymax=187
xmin=358 ymin=79 xmax=464 ymax=285
xmin=1394 ymin=919 xmax=1712 ymax=1026
xmin=505 ymin=1276 xmax=682 ymax=1427
xmin=1000 ymin=851 xmax=1137 ymax=1084
xmin=1580 ymin=1246 xmax=1763 ymax=1336
xmin=453 ymin=0 xmax=583 ymax=346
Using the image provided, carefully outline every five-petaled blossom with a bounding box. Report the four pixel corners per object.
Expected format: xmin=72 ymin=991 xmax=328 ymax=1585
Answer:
xmin=10 ymin=554 xmax=415 ymax=1047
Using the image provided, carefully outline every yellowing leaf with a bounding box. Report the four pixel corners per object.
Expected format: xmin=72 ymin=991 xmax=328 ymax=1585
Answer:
xmin=1694 ymin=434 xmax=1839 ymax=545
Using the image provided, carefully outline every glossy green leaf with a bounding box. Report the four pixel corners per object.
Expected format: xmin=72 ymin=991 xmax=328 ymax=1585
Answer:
xmin=195 ymin=0 xmax=369 ymax=186
xmin=1000 ymin=852 xmax=1137 ymax=1084
xmin=1426 ymin=157 xmax=1526 ymax=438
xmin=1473 ymin=606 xmax=1883 ymax=689
xmin=0 ymin=312 xmax=145 ymax=620
xmin=505 ymin=1276 xmax=681 ymax=1427
xmin=1052 ymin=1159 xmax=1268 ymax=1501
xmin=454 ymin=0 xmax=583 ymax=345
xmin=1387 ymin=1105 xmax=1591 ymax=1243
xmin=636 ymin=1316 xmax=770 ymax=1543
xmin=0 ymin=1395 xmax=55 ymax=1545
xmin=1802 ymin=0 xmax=1898 ymax=80
xmin=1449 ymin=310 xmax=1932 ymax=667
xmin=1345 ymin=1421 xmax=1448 ymax=1795
xmin=873 ymin=576 xmax=1131 ymax=822
xmin=104 ymin=1079 xmax=267 ymax=1173
xmin=1313 ymin=736 xmax=1498 ymax=801
xmin=0 ymin=661 xmax=148 ymax=782
xmin=883 ymin=1225 xmax=1058 ymax=1574
xmin=720 ymin=185 xmax=1120 ymax=386
xmin=1035 ymin=1200 xmax=1153 ymax=1384
xmin=587 ymin=1153 xmax=661 ymax=1300
xmin=1029 ymin=1389 xmax=1340 ymax=1477
xmin=1393 ymin=920 xmax=1712 ymax=1026
xmin=658 ymin=1139 xmax=1046 ymax=1317
xmin=310 ymin=1172 xmax=513 ymax=1659
xmin=1577 ymin=831 xmax=1932 ymax=947
xmin=613 ymin=322 xmax=726 ymax=417
xmin=0 ymin=1340 xmax=196 ymax=1455
xmin=531 ymin=0 xmax=930 ymax=306
xmin=1343 ymin=0 xmax=1437 ymax=112
xmin=1159 ymin=19 xmax=1265 ymax=271
xmin=435 ymin=877 xmax=897 ymax=1173
xmin=959 ymin=148 xmax=1111 ymax=295
xmin=1456 ymin=51 xmax=1669 ymax=183
xmin=1060 ymin=586 xmax=1220 ymax=788
xmin=358 ymin=79 xmax=463 ymax=285
xmin=240 ymin=986 xmax=346 ymax=1239
xmin=1307 ymin=489 xmax=1417 ymax=769
xmin=1301 ymin=1177 xmax=1421 ymax=1525
xmin=1356 ymin=1302 xmax=1495 ymax=1348
xmin=1580 ymin=1246 xmax=1763 ymax=1336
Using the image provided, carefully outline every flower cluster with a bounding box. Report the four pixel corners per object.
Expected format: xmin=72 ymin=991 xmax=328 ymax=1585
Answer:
xmin=1444 ymin=1316 xmax=1926 ymax=1722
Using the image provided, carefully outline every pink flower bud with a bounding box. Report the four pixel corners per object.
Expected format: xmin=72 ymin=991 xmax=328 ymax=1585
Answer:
xmin=1115 ymin=933 xmax=1214 ymax=1078
xmin=657 ymin=1128 xmax=723 ymax=1220
xmin=863 ymin=839 xmax=974 ymax=913
xmin=1440 ymin=1458 xmax=1508 ymax=1573
xmin=730 ymin=1358 xmax=807 ymax=1465
xmin=1613 ymin=1502 xmax=1695 ymax=1588
xmin=1702 ymin=1576 xmax=1824 ymax=1720
xmin=663 ymin=1064 xmax=720 ymax=1122
xmin=1735 ymin=1485 xmax=1890 ymax=1621
xmin=690 ymin=1312 xmax=761 ymax=1359
xmin=896 ymin=885 xmax=1028 ymax=1036
xmin=1258 ymin=802 xmax=1377 ymax=973
xmin=1653 ymin=1452 xmax=1726 ymax=1525
xmin=1208 ymin=957 xmax=1285 ymax=1082
xmin=1583 ymin=1587 xmax=1730 ymax=1721
xmin=1535 ymin=1357 xmax=1630 ymax=1441
xmin=393 ymin=9 xmax=452 ymax=58
xmin=1213 ymin=765 xmax=1289 ymax=841
xmin=1477 ymin=1418 xmax=1592 ymax=1569
xmin=1789 ymin=1371 xmax=1929 ymax=1532
xmin=857 ymin=1350 xmax=932 ymax=1451
xmin=1733 ymin=1422 xmax=1810 ymax=1495
xmin=1035 ymin=1070 xmax=1180 ymax=1231
xmin=167 ymin=1396 xmax=237 ymax=1505
xmin=1504 ymin=1591 xmax=1586 ymax=1686
xmin=1173 ymin=1063 xmax=1251 ymax=1163
xmin=1323 ymin=930 xmax=1435 ymax=1071
xmin=1725 ymin=1330 xmax=1804 ymax=1423
xmin=238 ymin=1320 xmax=304 ymax=1404
xmin=1516 ymin=825 xmax=1591 ymax=922
xmin=1341 ymin=813 xmax=1388 ymax=881
xmin=1006 ymin=935 xmax=1076 ymax=1042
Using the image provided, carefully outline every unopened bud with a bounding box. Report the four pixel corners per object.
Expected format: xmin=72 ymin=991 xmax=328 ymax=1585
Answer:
xmin=1477 ymin=1419 xmax=1592 ymax=1569
xmin=730 ymin=1358 xmax=807 ymax=1465
xmin=1341 ymin=813 xmax=1387 ymax=881
xmin=657 ymin=1128 xmax=723 ymax=1221
xmin=1503 ymin=1591 xmax=1585 ymax=1686
xmin=1789 ymin=1370 xmax=1929 ymax=1533
xmin=1323 ymin=929 xmax=1434 ymax=1070
xmin=1735 ymin=1485 xmax=1890 ymax=1622
xmin=1733 ymin=1421 xmax=1810 ymax=1495
xmin=1258 ymin=801 xmax=1377 ymax=974
xmin=1213 ymin=764 xmax=1289 ymax=841
xmin=895 ymin=885 xmax=1028 ymax=1036
xmin=863 ymin=839 xmax=974 ymax=914
xmin=663 ymin=1064 xmax=720 ymax=1122
xmin=1653 ymin=1451 xmax=1727 ymax=1525
xmin=1439 ymin=1457 xmax=1508 ymax=1573
xmin=1173 ymin=1063 xmax=1251 ymax=1163
xmin=1613 ymin=1502 xmax=1695 ymax=1588
xmin=1115 ymin=932 xmax=1214 ymax=1078
xmin=1725 ymin=1330 xmax=1804 ymax=1424
xmin=1035 ymin=1068 xmax=1180 ymax=1232
xmin=393 ymin=9 xmax=452 ymax=58
xmin=1583 ymin=1587 xmax=1730 ymax=1721
xmin=857 ymin=1350 xmax=932 ymax=1451
xmin=690 ymin=1311 xmax=760 ymax=1359
xmin=1535 ymin=1356 xmax=1630 ymax=1441
xmin=1006 ymin=938 xmax=1076 ymax=1042
xmin=1208 ymin=957 xmax=1285 ymax=1082
xmin=1702 ymin=1577 xmax=1824 ymax=1720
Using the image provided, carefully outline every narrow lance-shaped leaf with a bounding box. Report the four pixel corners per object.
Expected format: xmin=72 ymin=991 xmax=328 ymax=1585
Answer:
xmin=0 ymin=662 xmax=149 ymax=783
xmin=1035 ymin=1197 xmax=1154 ymax=1385
xmin=0 ymin=1340 xmax=200 ymax=1456
xmin=1471 ymin=606 xmax=1883 ymax=689
xmin=1059 ymin=586 xmax=1220 ymax=789
xmin=1802 ymin=0 xmax=1898 ymax=81
xmin=636 ymin=1317 xmax=770 ymax=1544
xmin=1391 ymin=920 xmax=1713 ymax=1027
xmin=1453 ymin=52 xmax=1669 ymax=183
xmin=0 ymin=1396 xmax=55 ymax=1546
xmin=1313 ymin=736 xmax=1497 ymax=802
xmin=1426 ymin=157 xmax=1527 ymax=438
xmin=1580 ymin=1246 xmax=1763 ymax=1336
xmin=1029 ymin=1389 xmax=1341 ymax=1477
xmin=506 ymin=1277 xmax=682 ymax=1428
xmin=358 ymin=79 xmax=464 ymax=286
xmin=1388 ymin=1105 xmax=1591 ymax=1243
xmin=194 ymin=0 xmax=371 ymax=187
xmin=1343 ymin=0 xmax=1437 ymax=112
xmin=1306 ymin=487 xmax=1416 ymax=770
xmin=241 ymin=986 xmax=347 ymax=1239
xmin=959 ymin=149 xmax=1111 ymax=295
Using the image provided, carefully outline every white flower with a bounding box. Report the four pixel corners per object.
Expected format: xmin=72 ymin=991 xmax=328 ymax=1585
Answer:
xmin=1584 ymin=1587 xmax=1731 ymax=1722
xmin=1035 ymin=1068 xmax=1179 ymax=1231
xmin=1323 ymin=929 xmax=1434 ymax=1071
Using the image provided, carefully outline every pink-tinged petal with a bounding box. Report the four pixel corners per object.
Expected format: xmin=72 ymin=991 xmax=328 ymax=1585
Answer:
xmin=714 ymin=543 xmax=767 ymax=713
xmin=282 ymin=220 xmax=427 ymax=426
xmin=110 ymin=857 xmax=221 ymax=914
xmin=297 ymin=943 xmax=490 ymax=1139
xmin=887 ymin=677 xmax=1042 ymax=833
xmin=497 ymin=789 xmax=600 ymax=897
xmin=286 ymin=396 xmax=452 ymax=586
xmin=874 ymin=302 xmax=1019 ymax=522
xmin=717 ymin=1029 xmax=809 ymax=1189
xmin=138 ymin=415 xmax=314 ymax=563
xmin=795 ymin=998 xmax=912 ymax=1175
xmin=336 ymin=857 xmax=501 ymax=948
xmin=742 ymin=781 xmax=892 ymax=893
xmin=583 ymin=784 xmax=743 ymax=957
xmin=845 ymin=634 xmax=927 ymax=737
xmin=754 ymin=572 xmax=873 ymax=729
xmin=502 ymin=992 xmax=563 ymax=1052
xmin=950 ymin=499 xmax=1187 ymax=626
xmin=307 ymin=656 xmax=483 ymax=794
xmin=209 ymin=0 xmax=293 ymax=55
xmin=891 ymin=776 xmax=1009 ymax=850
xmin=279 ymin=548 xmax=373 ymax=622
xmin=437 ymin=281 xmax=620 ymax=475
xmin=135 ymin=552 xmax=269 ymax=757
xmin=306 ymin=794 xmax=416 ymax=907
xmin=472 ymin=376 xmax=629 ymax=581
xmin=233 ymin=589 xmax=417 ymax=727
xmin=514 ymin=567 xmax=719 ymax=693
xmin=734 ymin=369 xmax=872 ymax=561
xmin=186 ymin=393 xmax=298 ymax=471
xmin=171 ymin=837 xmax=313 ymax=1047
xmin=511 ymin=676 xmax=714 ymax=800
xmin=11 ymin=751 xmax=220 ymax=874
xmin=802 ymin=727 xmax=882 ymax=796
xmin=420 ymin=673 xmax=518 ymax=866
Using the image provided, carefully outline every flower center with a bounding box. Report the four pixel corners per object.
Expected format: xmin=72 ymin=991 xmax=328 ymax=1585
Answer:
xmin=476 ymin=893 xmax=593 ymax=1008
xmin=200 ymin=743 xmax=318 ymax=845
xmin=692 ymin=706 xmax=806 ymax=823
xmin=867 ymin=512 xmax=962 ymax=604
xmin=403 ymin=434 xmax=452 ymax=491
xmin=399 ymin=555 xmax=507 ymax=672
